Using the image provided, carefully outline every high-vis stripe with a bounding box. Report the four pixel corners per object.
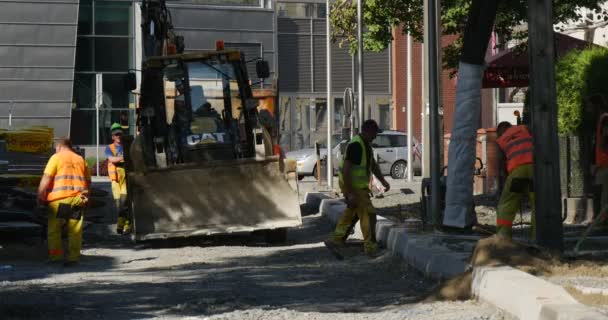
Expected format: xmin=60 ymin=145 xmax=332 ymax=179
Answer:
xmin=505 ymin=137 xmax=533 ymax=153
xmin=49 ymin=249 xmax=63 ymax=256
xmin=496 ymin=218 xmax=513 ymax=227
xmin=46 ymin=151 xmax=88 ymax=202
xmin=496 ymin=125 xmax=533 ymax=173
xmin=54 ymin=175 xmax=87 ymax=181
xmin=107 ymin=144 xmax=120 ymax=182
xmin=50 ymin=186 xmax=87 ymax=193
xmin=506 ymin=148 xmax=533 ymax=161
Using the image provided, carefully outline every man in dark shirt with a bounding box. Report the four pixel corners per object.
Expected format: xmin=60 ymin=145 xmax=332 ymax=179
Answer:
xmin=324 ymin=120 xmax=390 ymax=259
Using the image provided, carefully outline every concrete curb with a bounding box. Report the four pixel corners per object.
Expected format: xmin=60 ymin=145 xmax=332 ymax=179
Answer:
xmin=473 ymin=266 xmax=608 ymax=320
xmin=320 ymin=198 xmax=469 ymax=279
xmin=320 ymin=198 xmax=607 ymax=319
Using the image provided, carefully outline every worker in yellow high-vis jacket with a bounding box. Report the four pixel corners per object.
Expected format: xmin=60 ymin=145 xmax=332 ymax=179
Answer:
xmin=325 ymin=120 xmax=390 ymax=258
xmin=106 ymin=123 xmax=131 ymax=235
xmin=37 ymin=138 xmax=90 ymax=266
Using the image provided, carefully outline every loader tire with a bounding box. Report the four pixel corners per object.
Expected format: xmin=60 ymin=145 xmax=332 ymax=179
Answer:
xmin=264 ymin=228 xmax=288 ymax=244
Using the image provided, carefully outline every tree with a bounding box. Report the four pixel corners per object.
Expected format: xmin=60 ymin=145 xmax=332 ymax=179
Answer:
xmin=330 ymin=0 xmax=607 ymax=71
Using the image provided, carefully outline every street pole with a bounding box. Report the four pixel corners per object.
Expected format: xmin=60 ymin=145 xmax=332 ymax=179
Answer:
xmin=357 ymin=0 xmax=364 ymax=127
xmin=428 ymin=0 xmax=441 ymax=227
xmin=527 ymin=0 xmax=563 ymax=250
xmin=326 ymin=0 xmax=334 ymax=189
xmin=95 ymin=73 xmax=102 ymax=177
xmin=407 ymin=33 xmax=413 ymax=181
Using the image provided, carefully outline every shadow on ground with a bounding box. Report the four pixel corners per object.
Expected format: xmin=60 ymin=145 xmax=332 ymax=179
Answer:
xmin=0 ymin=215 xmax=434 ymax=319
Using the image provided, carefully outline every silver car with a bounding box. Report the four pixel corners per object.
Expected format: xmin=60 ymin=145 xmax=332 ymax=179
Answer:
xmin=285 ymin=134 xmax=343 ymax=180
xmin=371 ymin=130 xmax=422 ymax=179
xmin=285 ymin=131 xmax=421 ymax=180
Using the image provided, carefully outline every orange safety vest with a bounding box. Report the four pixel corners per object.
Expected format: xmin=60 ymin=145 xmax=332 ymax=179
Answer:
xmin=46 ymin=151 xmax=89 ymax=202
xmin=107 ymin=144 xmax=121 ymax=182
xmin=496 ymin=125 xmax=534 ymax=173
xmin=596 ymin=113 xmax=608 ymax=168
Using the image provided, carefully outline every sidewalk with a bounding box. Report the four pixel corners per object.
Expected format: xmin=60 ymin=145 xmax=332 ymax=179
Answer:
xmin=299 ymin=179 xmax=608 ymax=320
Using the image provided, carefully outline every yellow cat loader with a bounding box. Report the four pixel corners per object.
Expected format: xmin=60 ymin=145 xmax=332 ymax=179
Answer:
xmin=124 ymin=1 xmax=300 ymax=242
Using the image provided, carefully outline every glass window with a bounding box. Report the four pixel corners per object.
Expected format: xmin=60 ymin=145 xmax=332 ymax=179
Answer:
xmin=277 ymin=3 xmax=324 ymax=18
xmin=387 ymin=135 xmax=407 ymax=147
xmin=102 ymin=74 xmax=130 ymax=109
xmin=73 ymin=74 xmax=95 ymax=108
xmin=95 ymin=38 xmax=130 ymax=72
xmin=188 ymin=0 xmax=261 ymax=6
xmin=70 ymin=109 xmax=134 ymax=145
xmin=373 ymin=135 xmax=392 ymax=148
xmin=75 ymin=38 xmax=94 ymax=72
xmin=78 ymin=0 xmax=93 ymax=35
xmin=95 ymin=1 xmax=131 ymax=36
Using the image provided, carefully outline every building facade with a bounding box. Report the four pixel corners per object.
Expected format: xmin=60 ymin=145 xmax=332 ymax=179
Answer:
xmin=0 ymin=0 xmax=393 ymax=160
xmin=0 ymin=0 xmax=79 ymax=138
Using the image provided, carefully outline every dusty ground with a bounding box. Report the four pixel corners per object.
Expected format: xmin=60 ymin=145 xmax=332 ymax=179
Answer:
xmin=0 ymin=204 xmax=507 ymax=320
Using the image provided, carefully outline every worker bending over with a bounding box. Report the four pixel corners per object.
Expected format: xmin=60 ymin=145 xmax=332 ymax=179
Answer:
xmin=37 ymin=138 xmax=90 ymax=266
xmin=325 ymin=120 xmax=390 ymax=257
xmin=495 ymin=122 xmax=535 ymax=239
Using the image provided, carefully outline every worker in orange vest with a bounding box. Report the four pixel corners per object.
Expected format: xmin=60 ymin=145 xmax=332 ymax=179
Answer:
xmin=495 ymin=122 xmax=535 ymax=239
xmin=594 ymin=113 xmax=608 ymax=212
xmin=106 ymin=123 xmax=131 ymax=234
xmin=37 ymin=138 xmax=90 ymax=266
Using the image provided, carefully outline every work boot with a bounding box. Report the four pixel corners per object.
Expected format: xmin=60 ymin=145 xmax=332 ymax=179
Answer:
xmin=122 ymin=220 xmax=132 ymax=235
xmin=365 ymin=249 xmax=383 ymax=259
xmin=323 ymin=240 xmax=344 ymax=260
xmin=116 ymin=217 xmax=125 ymax=234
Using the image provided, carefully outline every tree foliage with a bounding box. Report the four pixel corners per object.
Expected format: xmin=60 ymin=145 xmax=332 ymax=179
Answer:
xmin=556 ymin=47 xmax=608 ymax=134
xmin=330 ymin=0 xmax=607 ymax=71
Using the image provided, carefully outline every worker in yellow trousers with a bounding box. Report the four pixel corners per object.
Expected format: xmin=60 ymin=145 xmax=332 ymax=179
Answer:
xmin=325 ymin=120 xmax=390 ymax=258
xmin=106 ymin=123 xmax=131 ymax=234
xmin=495 ymin=122 xmax=535 ymax=239
xmin=37 ymin=138 xmax=90 ymax=266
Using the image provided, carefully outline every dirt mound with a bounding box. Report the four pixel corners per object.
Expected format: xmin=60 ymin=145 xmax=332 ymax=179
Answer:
xmin=428 ymin=235 xmax=561 ymax=302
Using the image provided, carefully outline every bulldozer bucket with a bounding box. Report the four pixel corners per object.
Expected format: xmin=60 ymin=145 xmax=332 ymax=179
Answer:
xmin=128 ymin=157 xmax=302 ymax=241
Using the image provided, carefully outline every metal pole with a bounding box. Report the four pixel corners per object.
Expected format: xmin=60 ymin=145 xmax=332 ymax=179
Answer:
xmin=407 ymin=33 xmax=413 ymax=181
xmin=357 ymin=0 xmax=364 ymax=127
xmin=96 ymin=73 xmax=102 ymax=177
xmin=428 ymin=0 xmax=441 ymax=227
xmin=8 ymin=101 xmax=13 ymax=129
xmin=326 ymin=0 xmax=334 ymax=189
xmin=528 ymin=0 xmax=563 ymax=250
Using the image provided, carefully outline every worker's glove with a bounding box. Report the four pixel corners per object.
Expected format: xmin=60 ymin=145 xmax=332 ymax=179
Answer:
xmin=346 ymin=192 xmax=358 ymax=209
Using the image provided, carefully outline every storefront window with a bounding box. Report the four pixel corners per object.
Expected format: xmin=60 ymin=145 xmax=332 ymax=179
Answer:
xmin=72 ymin=0 xmax=134 ymax=145
xmin=95 ymin=1 xmax=131 ymax=36
xmin=277 ymin=3 xmax=326 ymax=18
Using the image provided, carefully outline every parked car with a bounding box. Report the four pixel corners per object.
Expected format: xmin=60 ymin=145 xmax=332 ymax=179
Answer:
xmin=371 ymin=130 xmax=422 ymax=179
xmin=285 ymin=131 xmax=421 ymax=180
xmin=285 ymin=134 xmax=343 ymax=180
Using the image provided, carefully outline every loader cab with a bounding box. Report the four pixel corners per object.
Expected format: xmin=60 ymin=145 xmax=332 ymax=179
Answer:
xmin=139 ymin=51 xmax=266 ymax=166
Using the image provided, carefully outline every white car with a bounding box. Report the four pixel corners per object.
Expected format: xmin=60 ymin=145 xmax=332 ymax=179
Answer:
xmin=371 ymin=130 xmax=422 ymax=179
xmin=285 ymin=131 xmax=421 ymax=180
xmin=285 ymin=135 xmax=343 ymax=180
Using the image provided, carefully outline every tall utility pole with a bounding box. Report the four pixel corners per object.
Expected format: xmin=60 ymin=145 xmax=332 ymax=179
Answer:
xmin=357 ymin=0 xmax=364 ymax=128
xmin=426 ymin=0 xmax=442 ymax=227
xmin=527 ymin=0 xmax=563 ymax=250
xmin=326 ymin=0 xmax=334 ymax=189
xmin=406 ymin=33 xmax=413 ymax=181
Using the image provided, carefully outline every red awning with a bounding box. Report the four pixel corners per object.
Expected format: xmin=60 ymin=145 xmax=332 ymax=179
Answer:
xmin=482 ymin=33 xmax=596 ymax=88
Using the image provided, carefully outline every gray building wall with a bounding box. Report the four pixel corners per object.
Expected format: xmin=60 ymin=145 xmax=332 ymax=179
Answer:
xmin=167 ymin=3 xmax=277 ymax=80
xmin=0 ymin=0 xmax=79 ymax=138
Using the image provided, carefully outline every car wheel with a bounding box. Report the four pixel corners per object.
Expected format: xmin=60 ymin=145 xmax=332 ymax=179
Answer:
xmin=297 ymin=174 xmax=304 ymax=181
xmin=391 ymin=160 xmax=407 ymax=179
xmin=312 ymin=165 xmax=318 ymax=180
